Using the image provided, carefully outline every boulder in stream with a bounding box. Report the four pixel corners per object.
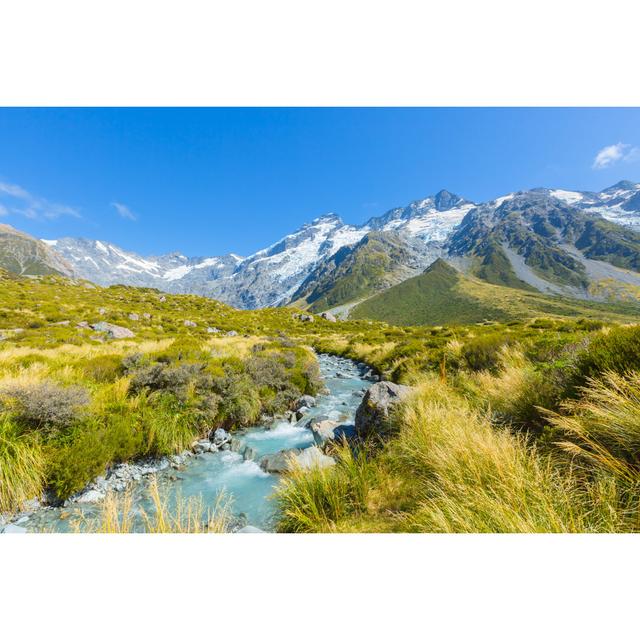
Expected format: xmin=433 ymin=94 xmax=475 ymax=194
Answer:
xmin=259 ymin=446 xmax=335 ymax=473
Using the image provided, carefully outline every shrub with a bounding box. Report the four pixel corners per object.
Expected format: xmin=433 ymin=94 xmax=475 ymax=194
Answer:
xmin=215 ymin=373 xmax=262 ymax=428
xmin=3 ymin=381 xmax=90 ymax=433
xmin=461 ymin=333 xmax=513 ymax=371
xmin=46 ymin=420 xmax=113 ymax=499
xmin=570 ymin=326 xmax=640 ymax=391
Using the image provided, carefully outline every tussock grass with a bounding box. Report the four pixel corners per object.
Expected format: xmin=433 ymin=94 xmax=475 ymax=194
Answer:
xmin=72 ymin=478 xmax=232 ymax=533
xmin=462 ymin=346 xmax=550 ymax=429
xmin=276 ymin=375 xmax=634 ymax=533
xmin=0 ymin=414 xmax=45 ymax=513
xmin=548 ymin=371 xmax=640 ymax=479
xmin=276 ymin=443 xmax=379 ymax=532
xmin=394 ymin=381 xmax=609 ymax=533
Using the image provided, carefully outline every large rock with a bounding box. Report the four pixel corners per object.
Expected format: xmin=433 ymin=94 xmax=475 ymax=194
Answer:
xmin=91 ymin=321 xmax=135 ymax=339
xmin=355 ymin=381 xmax=411 ymax=438
xmin=295 ymin=395 xmax=317 ymax=411
xmin=320 ymin=311 xmax=337 ymax=322
xmin=307 ymin=416 xmax=339 ymax=446
xmin=258 ymin=446 xmax=335 ymax=473
xmin=213 ymin=428 xmax=230 ymax=447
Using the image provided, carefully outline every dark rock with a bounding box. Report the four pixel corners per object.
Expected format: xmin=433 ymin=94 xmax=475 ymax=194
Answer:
xmin=355 ymin=381 xmax=412 ymax=438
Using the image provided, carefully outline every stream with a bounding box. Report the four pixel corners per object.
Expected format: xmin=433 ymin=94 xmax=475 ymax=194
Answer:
xmin=19 ymin=354 xmax=371 ymax=533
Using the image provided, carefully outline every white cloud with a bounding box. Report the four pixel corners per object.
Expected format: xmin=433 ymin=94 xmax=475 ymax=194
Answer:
xmin=0 ymin=180 xmax=81 ymax=220
xmin=592 ymin=142 xmax=639 ymax=170
xmin=112 ymin=202 xmax=137 ymax=221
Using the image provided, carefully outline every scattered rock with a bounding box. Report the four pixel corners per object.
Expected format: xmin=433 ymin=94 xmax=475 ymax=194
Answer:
xmin=142 ymin=313 xmax=151 ymax=319
xmin=159 ymin=296 xmax=166 ymax=302
xmin=320 ymin=311 xmax=337 ymax=322
xmin=355 ymin=381 xmax=412 ymax=438
xmin=91 ymin=321 xmax=135 ymax=339
xmin=207 ymin=327 xmax=220 ymax=334
xmin=193 ymin=439 xmax=213 ymax=454
xmin=52 ymin=320 xmax=70 ymax=326
xmin=98 ymin=307 xmax=107 ymax=315
xmin=226 ymin=330 xmax=238 ymax=337
xmin=76 ymin=321 xmax=89 ymax=328
xmin=184 ymin=320 xmax=197 ymax=327
xmin=242 ymin=446 xmax=257 ymax=461
xmin=128 ymin=313 xmax=139 ymax=321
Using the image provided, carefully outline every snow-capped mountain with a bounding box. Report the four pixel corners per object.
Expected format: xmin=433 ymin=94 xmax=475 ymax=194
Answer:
xmin=42 ymin=181 xmax=640 ymax=309
xmin=365 ymin=189 xmax=475 ymax=242
xmin=531 ymin=180 xmax=640 ymax=230
xmin=42 ymin=237 xmax=243 ymax=291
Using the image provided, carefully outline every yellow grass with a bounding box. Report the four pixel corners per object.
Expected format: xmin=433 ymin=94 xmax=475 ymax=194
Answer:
xmin=71 ymin=478 xmax=232 ymax=533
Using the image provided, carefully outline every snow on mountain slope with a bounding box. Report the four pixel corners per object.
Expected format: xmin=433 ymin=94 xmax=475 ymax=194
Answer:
xmin=45 ymin=181 xmax=640 ymax=309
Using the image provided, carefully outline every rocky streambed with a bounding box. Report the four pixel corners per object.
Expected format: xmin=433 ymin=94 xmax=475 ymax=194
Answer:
xmin=2 ymin=353 xmax=379 ymax=533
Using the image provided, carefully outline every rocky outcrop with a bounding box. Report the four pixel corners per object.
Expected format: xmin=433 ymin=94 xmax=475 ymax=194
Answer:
xmin=355 ymin=381 xmax=411 ymax=438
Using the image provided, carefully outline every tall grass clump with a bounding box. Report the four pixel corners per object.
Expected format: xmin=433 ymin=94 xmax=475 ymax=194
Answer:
xmin=276 ymin=442 xmax=379 ymax=532
xmin=0 ymin=414 xmax=45 ymax=513
xmin=392 ymin=379 xmax=617 ymax=533
xmin=462 ymin=346 xmax=553 ymax=431
xmin=72 ymin=478 xmax=232 ymax=533
xmin=547 ymin=371 xmax=640 ymax=479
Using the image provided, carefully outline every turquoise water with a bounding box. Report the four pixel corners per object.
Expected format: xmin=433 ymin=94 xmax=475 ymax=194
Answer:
xmin=24 ymin=354 xmax=369 ymax=532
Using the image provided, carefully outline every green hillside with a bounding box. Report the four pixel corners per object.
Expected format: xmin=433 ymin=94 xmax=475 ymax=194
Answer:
xmin=350 ymin=259 xmax=640 ymax=325
xmin=291 ymin=231 xmax=423 ymax=312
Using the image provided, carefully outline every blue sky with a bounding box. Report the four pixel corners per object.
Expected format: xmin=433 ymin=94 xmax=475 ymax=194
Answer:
xmin=0 ymin=108 xmax=639 ymax=257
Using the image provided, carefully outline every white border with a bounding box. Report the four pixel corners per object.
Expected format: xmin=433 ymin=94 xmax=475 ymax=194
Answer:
xmin=0 ymin=0 xmax=639 ymax=106
xmin=1 ymin=1 xmax=640 ymax=636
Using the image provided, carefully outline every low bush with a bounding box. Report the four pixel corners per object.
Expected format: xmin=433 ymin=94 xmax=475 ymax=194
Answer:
xmin=570 ymin=326 xmax=640 ymax=392
xmin=461 ymin=333 xmax=513 ymax=372
xmin=2 ymin=381 xmax=90 ymax=433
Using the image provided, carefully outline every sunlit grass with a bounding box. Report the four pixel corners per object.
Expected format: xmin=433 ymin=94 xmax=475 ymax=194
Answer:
xmin=0 ymin=414 xmax=45 ymax=513
xmin=71 ymin=478 xmax=232 ymax=533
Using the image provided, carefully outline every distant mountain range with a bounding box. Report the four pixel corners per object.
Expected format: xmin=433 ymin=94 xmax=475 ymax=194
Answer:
xmin=1 ymin=180 xmax=640 ymax=321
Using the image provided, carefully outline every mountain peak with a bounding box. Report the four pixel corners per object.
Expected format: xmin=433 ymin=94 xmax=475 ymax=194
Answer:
xmin=434 ymin=189 xmax=466 ymax=211
xmin=603 ymin=180 xmax=638 ymax=193
xmin=311 ymin=212 xmax=342 ymax=225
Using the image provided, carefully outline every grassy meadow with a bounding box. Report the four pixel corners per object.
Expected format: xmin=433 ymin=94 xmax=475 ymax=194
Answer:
xmin=2 ymin=269 xmax=640 ymax=533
